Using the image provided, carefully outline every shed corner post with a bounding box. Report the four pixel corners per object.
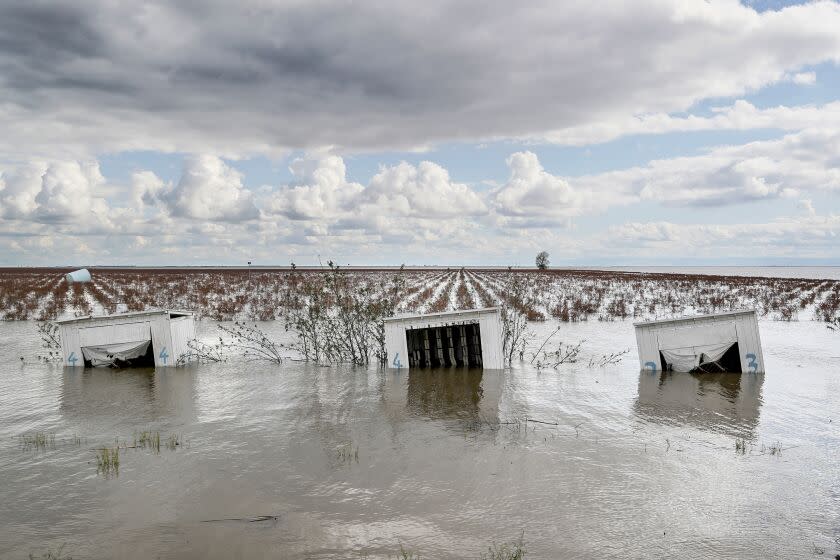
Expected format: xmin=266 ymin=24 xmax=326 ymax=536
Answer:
xmin=60 ymin=324 xmax=83 ymax=368
xmin=150 ymin=316 xmax=175 ymax=367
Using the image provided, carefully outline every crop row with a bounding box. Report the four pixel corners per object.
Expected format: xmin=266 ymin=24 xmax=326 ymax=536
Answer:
xmin=1 ymin=267 xmax=838 ymax=322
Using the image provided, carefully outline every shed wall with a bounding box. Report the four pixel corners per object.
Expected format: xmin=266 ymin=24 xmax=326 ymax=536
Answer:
xmin=384 ymin=309 xmax=504 ymax=369
xmin=58 ymin=312 xmax=193 ymax=368
xmin=635 ymin=311 xmax=764 ymax=373
xmin=168 ymin=316 xmax=196 ymax=365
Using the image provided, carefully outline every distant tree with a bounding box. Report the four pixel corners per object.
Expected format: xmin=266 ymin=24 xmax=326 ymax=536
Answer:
xmin=536 ymin=251 xmax=550 ymax=270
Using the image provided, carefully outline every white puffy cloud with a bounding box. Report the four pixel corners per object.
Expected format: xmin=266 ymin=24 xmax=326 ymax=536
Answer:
xmin=152 ymin=155 xmax=259 ymax=221
xmin=0 ymin=160 xmax=111 ymax=223
xmin=361 ymin=161 xmax=486 ymax=218
xmin=0 ymin=163 xmax=42 ymax=218
xmin=268 ymin=155 xmax=486 ymax=226
xmin=492 ymin=152 xmax=593 ymax=222
xmin=131 ymin=170 xmax=166 ymax=210
xmin=267 ymin=155 xmax=363 ymax=220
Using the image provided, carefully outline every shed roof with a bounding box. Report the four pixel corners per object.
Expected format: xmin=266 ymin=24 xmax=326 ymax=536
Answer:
xmin=54 ymin=309 xmax=194 ymax=325
xmin=633 ymin=308 xmax=757 ymax=328
xmin=384 ymin=307 xmax=500 ymax=323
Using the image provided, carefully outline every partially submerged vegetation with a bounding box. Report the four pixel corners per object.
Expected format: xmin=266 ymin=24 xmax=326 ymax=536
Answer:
xmin=96 ymin=446 xmax=119 ymax=477
xmin=28 ymin=545 xmax=73 ymax=560
xmin=18 ymin=431 xmax=56 ymax=451
xmin=5 ymin=266 xmax=839 ymax=324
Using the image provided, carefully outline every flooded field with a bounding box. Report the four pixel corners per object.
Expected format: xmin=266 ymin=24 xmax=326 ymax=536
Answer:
xmin=1 ymin=319 xmax=838 ymax=559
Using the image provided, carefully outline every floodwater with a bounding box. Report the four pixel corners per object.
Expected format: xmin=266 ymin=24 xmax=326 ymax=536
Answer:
xmin=1 ymin=320 xmax=839 ymax=559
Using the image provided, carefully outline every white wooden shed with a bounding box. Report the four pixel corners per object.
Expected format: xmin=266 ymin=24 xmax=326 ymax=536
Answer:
xmin=634 ymin=309 xmax=764 ymax=374
xmin=384 ymin=307 xmax=504 ymax=369
xmin=56 ymin=310 xmax=195 ymax=368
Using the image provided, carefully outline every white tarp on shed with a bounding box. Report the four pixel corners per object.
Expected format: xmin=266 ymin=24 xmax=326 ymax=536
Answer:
xmin=657 ymin=322 xmax=737 ymax=372
xmin=82 ymin=340 xmax=151 ymax=367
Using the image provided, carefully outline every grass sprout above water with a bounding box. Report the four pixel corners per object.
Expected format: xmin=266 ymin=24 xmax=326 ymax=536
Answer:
xmin=336 ymin=443 xmax=359 ymax=465
xmin=480 ymin=534 xmax=526 ymax=560
xmin=96 ymin=446 xmax=119 ymax=477
xmin=135 ymin=430 xmax=161 ymax=452
xmin=19 ymin=432 xmax=55 ymax=451
xmin=29 ymin=544 xmax=72 ymax=560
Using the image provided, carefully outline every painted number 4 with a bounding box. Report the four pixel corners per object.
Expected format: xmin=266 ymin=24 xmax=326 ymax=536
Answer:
xmin=746 ymin=353 xmax=758 ymax=373
xmin=159 ymin=347 xmax=169 ymax=365
xmin=392 ymin=352 xmax=402 ymax=369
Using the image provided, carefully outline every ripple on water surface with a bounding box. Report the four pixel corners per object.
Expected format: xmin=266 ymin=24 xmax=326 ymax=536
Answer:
xmin=0 ymin=320 xmax=838 ymax=559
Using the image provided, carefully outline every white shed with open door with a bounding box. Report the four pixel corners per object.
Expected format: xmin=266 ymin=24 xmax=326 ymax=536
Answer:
xmin=56 ymin=310 xmax=195 ymax=368
xmin=634 ymin=309 xmax=764 ymax=374
xmin=384 ymin=307 xmax=504 ymax=369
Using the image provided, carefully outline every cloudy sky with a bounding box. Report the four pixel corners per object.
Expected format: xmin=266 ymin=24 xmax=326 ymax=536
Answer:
xmin=1 ymin=0 xmax=839 ymax=266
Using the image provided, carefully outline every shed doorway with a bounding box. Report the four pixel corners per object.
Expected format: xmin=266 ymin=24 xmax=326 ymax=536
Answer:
xmin=659 ymin=342 xmax=743 ymax=374
xmin=406 ymin=323 xmax=483 ymax=368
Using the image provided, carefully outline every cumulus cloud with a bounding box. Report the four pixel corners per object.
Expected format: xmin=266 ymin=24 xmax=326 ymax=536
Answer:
xmin=492 ymin=152 xmax=588 ymax=222
xmin=268 ymin=155 xmax=487 ymax=227
xmin=1 ymin=1 xmax=840 ymax=158
xmin=0 ymin=160 xmax=111 ymax=223
xmin=148 ymin=155 xmax=259 ymax=221
xmin=131 ymin=170 xmax=166 ymax=210
xmin=267 ymin=155 xmax=363 ymax=220
xmin=361 ymin=161 xmax=486 ymax=218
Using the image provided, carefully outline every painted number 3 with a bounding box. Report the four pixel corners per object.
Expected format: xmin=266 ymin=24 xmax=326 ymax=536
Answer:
xmin=746 ymin=353 xmax=758 ymax=373
xmin=392 ymin=352 xmax=402 ymax=368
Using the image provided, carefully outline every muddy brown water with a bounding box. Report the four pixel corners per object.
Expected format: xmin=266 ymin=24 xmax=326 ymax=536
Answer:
xmin=1 ymin=320 xmax=838 ymax=559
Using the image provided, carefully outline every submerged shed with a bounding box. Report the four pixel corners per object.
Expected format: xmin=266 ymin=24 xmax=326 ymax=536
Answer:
xmin=384 ymin=307 xmax=504 ymax=369
xmin=56 ymin=310 xmax=195 ymax=368
xmin=634 ymin=309 xmax=764 ymax=374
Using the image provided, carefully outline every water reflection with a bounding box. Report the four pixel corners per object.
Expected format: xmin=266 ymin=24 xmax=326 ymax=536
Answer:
xmin=634 ymin=371 xmax=764 ymax=437
xmin=60 ymin=366 xmax=198 ymax=427
xmin=383 ymin=368 xmax=502 ymax=427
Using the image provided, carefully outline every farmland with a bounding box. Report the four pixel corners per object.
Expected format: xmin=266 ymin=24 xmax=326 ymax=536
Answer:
xmin=1 ymin=267 xmax=838 ymax=323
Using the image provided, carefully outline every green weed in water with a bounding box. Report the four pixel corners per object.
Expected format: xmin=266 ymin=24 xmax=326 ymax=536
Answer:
xmin=136 ymin=430 xmax=161 ymax=452
xmin=96 ymin=446 xmax=120 ymax=477
xmin=480 ymin=534 xmax=526 ymax=560
xmin=19 ymin=432 xmax=55 ymax=451
xmin=394 ymin=545 xmax=419 ymax=559
xmin=29 ymin=544 xmax=72 ymax=560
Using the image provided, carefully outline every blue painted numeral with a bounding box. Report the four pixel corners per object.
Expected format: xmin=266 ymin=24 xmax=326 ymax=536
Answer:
xmin=644 ymin=361 xmax=657 ymax=372
xmin=745 ymin=353 xmax=758 ymax=373
xmin=68 ymin=352 xmax=78 ymax=366
xmin=159 ymin=347 xmax=169 ymax=365
xmin=392 ymin=352 xmax=402 ymax=369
